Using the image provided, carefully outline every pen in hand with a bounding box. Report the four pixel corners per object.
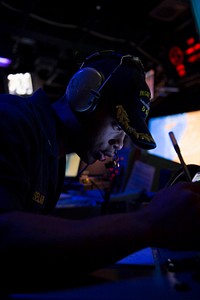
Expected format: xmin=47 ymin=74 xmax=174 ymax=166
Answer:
xmin=168 ymin=131 xmax=192 ymax=182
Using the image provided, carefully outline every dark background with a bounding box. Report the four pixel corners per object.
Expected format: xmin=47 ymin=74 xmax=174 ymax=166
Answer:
xmin=0 ymin=0 xmax=199 ymax=118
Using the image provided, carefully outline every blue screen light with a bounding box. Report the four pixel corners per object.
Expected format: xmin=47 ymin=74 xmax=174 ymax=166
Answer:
xmin=0 ymin=56 xmax=12 ymax=67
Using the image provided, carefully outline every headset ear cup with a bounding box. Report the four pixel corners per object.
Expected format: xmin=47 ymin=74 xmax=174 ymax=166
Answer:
xmin=66 ymin=67 xmax=104 ymax=113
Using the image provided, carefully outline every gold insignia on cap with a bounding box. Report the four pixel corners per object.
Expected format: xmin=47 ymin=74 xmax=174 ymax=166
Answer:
xmin=116 ymin=105 xmax=154 ymax=143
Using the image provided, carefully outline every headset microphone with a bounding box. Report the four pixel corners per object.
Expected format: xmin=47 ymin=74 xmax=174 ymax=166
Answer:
xmin=105 ymin=150 xmax=120 ymax=169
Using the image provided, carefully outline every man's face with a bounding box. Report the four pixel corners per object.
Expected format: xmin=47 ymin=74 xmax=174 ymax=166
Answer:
xmin=76 ymin=110 xmax=127 ymax=165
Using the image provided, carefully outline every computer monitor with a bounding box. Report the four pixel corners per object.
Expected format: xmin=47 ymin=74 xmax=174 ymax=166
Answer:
xmin=148 ymin=110 xmax=200 ymax=166
xmin=65 ymin=153 xmax=81 ymax=178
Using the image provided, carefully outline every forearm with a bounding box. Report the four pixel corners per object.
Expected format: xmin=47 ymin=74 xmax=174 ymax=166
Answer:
xmin=0 ymin=210 xmax=151 ymax=269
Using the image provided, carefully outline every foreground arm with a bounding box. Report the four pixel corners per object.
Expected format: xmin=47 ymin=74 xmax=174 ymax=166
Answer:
xmin=1 ymin=181 xmax=200 ymax=292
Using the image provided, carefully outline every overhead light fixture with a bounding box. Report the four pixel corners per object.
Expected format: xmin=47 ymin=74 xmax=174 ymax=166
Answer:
xmin=7 ymin=72 xmax=33 ymax=96
xmin=0 ymin=56 xmax=12 ymax=68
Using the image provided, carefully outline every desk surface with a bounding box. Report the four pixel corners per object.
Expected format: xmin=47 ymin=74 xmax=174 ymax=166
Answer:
xmin=9 ymin=248 xmax=200 ymax=300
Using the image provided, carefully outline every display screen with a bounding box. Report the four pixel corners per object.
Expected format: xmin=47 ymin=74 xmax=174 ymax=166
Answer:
xmin=65 ymin=153 xmax=81 ymax=178
xmin=148 ymin=110 xmax=200 ymax=166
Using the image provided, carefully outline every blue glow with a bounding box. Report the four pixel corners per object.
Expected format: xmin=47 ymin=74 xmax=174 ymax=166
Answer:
xmin=0 ymin=56 xmax=12 ymax=67
xmin=190 ymin=0 xmax=200 ymax=39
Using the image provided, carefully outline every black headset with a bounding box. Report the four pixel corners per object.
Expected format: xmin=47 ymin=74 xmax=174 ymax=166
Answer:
xmin=66 ymin=50 xmax=144 ymax=114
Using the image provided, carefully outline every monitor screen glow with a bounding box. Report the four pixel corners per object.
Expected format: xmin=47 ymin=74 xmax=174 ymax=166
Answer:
xmin=148 ymin=110 xmax=200 ymax=166
xmin=65 ymin=153 xmax=81 ymax=177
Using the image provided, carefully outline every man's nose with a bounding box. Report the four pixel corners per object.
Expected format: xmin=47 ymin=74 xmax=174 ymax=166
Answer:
xmin=113 ymin=131 xmax=126 ymax=150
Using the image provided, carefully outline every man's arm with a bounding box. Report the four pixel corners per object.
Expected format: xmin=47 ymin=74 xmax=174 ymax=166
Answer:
xmin=1 ymin=181 xmax=200 ymax=292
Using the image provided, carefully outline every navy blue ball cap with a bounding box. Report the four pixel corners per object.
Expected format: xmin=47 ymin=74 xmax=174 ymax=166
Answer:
xmin=110 ymin=63 xmax=156 ymax=150
xmin=83 ymin=50 xmax=157 ymax=150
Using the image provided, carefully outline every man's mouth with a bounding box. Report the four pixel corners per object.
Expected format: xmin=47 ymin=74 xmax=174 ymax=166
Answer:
xmin=97 ymin=151 xmax=115 ymax=162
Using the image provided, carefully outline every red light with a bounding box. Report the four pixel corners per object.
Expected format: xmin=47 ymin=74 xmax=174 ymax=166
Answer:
xmin=185 ymin=43 xmax=200 ymax=55
xmin=185 ymin=47 xmax=194 ymax=55
xmin=187 ymin=37 xmax=195 ymax=45
xmin=187 ymin=53 xmax=200 ymax=63
xmin=176 ymin=64 xmax=186 ymax=77
xmin=169 ymin=47 xmax=184 ymax=65
xmin=194 ymin=43 xmax=200 ymax=51
xmin=168 ymin=35 xmax=199 ymax=78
